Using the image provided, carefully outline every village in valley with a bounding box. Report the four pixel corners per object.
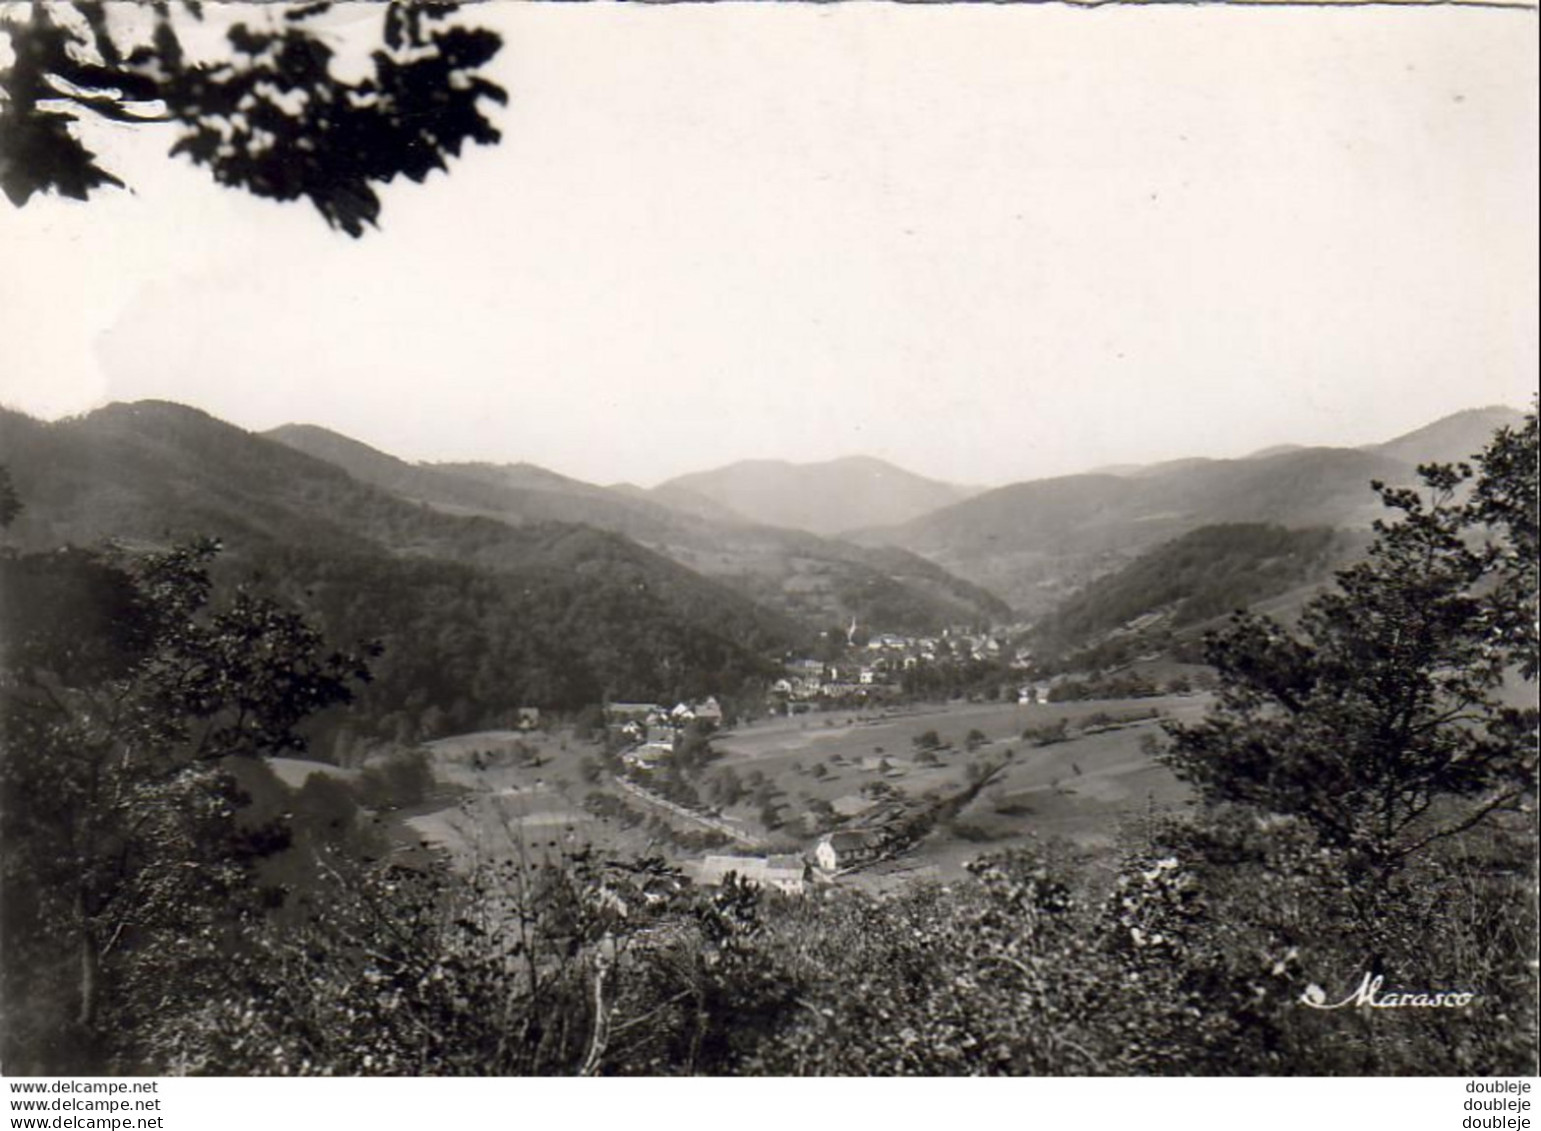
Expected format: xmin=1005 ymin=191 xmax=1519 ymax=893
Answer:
xmin=767 ymin=623 xmax=1035 ymax=705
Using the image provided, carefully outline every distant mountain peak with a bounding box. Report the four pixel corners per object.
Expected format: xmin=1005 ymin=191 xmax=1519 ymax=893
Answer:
xmin=1371 ymin=405 xmax=1525 ymax=465
xmin=267 ymin=421 xmax=393 ymax=454
xmin=94 ymin=399 xmax=227 ymax=425
xmin=851 ymin=401 xmax=1523 ymax=616
xmin=817 ymin=454 xmax=907 ymax=471
xmin=657 ymin=455 xmax=978 ymax=535
xmin=1244 ymin=443 xmax=1305 ymax=460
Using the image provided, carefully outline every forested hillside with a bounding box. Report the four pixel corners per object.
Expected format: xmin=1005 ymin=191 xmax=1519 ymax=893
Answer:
xmin=1031 ymin=524 xmax=1349 ymax=666
xmin=250 ymin=541 xmax=790 ymax=750
xmin=0 ymin=403 xmax=802 ymax=747
xmin=856 ymin=407 xmax=1525 ymax=614
xmin=270 ymin=419 xmax=1008 ymax=631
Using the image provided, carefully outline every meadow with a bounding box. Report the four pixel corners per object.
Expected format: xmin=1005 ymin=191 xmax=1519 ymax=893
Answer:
xmin=392 ymin=694 xmax=1210 ymax=887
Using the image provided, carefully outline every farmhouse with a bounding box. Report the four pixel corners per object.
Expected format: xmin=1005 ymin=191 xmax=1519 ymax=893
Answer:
xmin=669 ymin=696 xmax=725 ymax=728
xmin=814 ymin=829 xmax=887 ymax=873
xmin=607 ymin=702 xmax=667 ymax=725
xmin=695 ymin=854 xmax=808 ymax=896
xmin=622 ymin=740 xmax=674 ymax=769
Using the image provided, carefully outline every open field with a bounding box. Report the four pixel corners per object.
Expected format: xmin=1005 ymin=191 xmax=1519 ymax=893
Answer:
xmin=405 ymin=694 xmax=1210 ymax=888
xmin=712 ymin=695 xmax=1207 ymax=885
xmin=407 ymin=728 xmax=667 ymax=864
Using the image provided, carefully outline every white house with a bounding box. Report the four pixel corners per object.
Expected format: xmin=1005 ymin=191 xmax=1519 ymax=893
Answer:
xmin=622 ymin=740 xmax=674 ymax=770
xmin=696 ymin=854 xmax=807 ymax=896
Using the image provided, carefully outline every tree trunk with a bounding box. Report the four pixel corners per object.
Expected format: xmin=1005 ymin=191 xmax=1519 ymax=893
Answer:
xmin=76 ymin=891 xmax=98 ymax=1032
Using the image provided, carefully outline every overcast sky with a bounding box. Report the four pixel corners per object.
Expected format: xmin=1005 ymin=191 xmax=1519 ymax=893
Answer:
xmin=1 ymin=3 xmax=1535 ymax=487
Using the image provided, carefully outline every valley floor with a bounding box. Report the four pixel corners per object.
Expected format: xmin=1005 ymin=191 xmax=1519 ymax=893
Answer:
xmin=401 ymin=694 xmax=1210 ymax=891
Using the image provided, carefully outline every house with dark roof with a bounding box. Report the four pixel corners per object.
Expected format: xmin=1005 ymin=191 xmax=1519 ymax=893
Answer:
xmin=814 ymin=829 xmax=887 ymax=873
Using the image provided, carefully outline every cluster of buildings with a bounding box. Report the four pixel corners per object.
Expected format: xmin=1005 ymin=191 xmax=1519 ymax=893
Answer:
xmin=605 ymin=697 xmax=726 ymax=731
xmin=693 ymin=853 xmax=809 ymax=896
xmin=605 ymin=697 xmax=724 ymax=769
xmin=691 ymin=827 xmax=894 ymax=897
xmin=770 ymin=659 xmax=901 ymax=702
xmin=771 ymin=627 xmax=1034 ymax=705
xmin=692 ymin=797 xmax=911 ymax=897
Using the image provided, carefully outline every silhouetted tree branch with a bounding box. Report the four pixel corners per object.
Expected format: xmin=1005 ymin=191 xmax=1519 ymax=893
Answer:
xmin=0 ymin=1 xmax=505 ymax=235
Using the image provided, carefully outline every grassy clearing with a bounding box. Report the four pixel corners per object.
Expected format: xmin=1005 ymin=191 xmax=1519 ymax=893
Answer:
xmin=266 ymin=756 xmax=359 ymax=790
xmin=411 ymin=727 xmax=717 ymax=864
xmin=711 ymin=697 xmax=1203 ymax=887
xmin=406 ymin=694 xmax=1209 ymax=884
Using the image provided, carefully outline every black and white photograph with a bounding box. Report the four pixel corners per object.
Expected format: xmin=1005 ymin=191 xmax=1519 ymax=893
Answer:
xmin=0 ymin=0 xmax=1535 ymax=1101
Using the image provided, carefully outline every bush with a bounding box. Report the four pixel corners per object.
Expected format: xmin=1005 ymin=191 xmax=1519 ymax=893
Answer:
xmin=1022 ymin=719 xmax=1069 ymax=747
xmin=949 ymin=820 xmax=999 ymax=843
xmin=354 ymin=748 xmax=434 ymax=810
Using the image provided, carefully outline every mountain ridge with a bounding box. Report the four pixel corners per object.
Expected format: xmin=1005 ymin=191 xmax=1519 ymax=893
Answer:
xmin=266 ymin=420 xmax=1010 ymax=631
xmin=851 ymin=405 xmax=1526 ymax=614
xmin=0 ymin=402 xmax=805 ymax=742
xmin=658 ymin=454 xmax=980 ymax=537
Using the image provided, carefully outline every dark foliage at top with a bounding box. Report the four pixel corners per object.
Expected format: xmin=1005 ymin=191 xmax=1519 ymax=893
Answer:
xmin=0 ymin=2 xmax=504 ymax=235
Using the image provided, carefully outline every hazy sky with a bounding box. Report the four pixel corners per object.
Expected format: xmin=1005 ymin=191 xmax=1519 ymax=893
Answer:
xmin=1 ymin=3 xmax=1535 ymax=487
